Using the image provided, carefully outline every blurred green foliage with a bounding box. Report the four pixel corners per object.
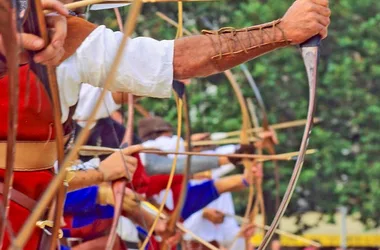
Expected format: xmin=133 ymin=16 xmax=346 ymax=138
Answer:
xmin=88 ymin=0 xmax=380 ymax=230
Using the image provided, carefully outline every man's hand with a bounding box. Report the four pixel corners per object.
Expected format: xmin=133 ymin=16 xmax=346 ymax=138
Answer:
xmin=280 ymin=0 xmax=331 ymax=44
xmin=98 ymin=185 xmax=139 ymax=212
xmin=255 ymin=128 xmax=279 ymax=149
xmin=154 ymin=220 xmax=183 ymax=247
xmin=244 ymin=161 xmax=263 ymax=184
xmin=202 ymin=208 xmax=225 ymax=224
xmin=239 ymin=223 xmax=255 ymax=239
xmin=0 ymin=0 xmax=68 ymax=65
xmin=99 ymin=145 xmax=143 ymax=181
xmin=30 ymin=0 xmax=69 ymax=65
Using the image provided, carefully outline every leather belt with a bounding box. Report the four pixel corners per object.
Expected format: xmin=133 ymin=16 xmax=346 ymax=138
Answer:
xmin=61 ymin=237 xmax=83 ymax=247
xmin=0 ymin=182 xmax=36 ymax=211
xmin=0 ymin=140 xmax=57 ymax=171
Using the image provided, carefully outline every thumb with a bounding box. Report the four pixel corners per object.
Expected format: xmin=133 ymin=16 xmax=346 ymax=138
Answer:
xmin=215 ymin=210 xmax=224 ymax=215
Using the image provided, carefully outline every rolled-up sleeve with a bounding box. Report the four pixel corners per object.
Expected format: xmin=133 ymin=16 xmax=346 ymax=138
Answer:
xmin=58 ymin=25 xmax=174 ymax=98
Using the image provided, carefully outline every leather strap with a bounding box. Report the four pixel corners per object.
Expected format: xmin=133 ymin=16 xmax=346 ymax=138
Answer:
xmin=0 ymin=182 xmax=36 ymax=211
xmin=0 ymin=141 xmax=57 ymax=171
xmin=0 ymin=135 xmax=70 ymax=171
xmin=59 ymin=16 xmax=97 ymax=64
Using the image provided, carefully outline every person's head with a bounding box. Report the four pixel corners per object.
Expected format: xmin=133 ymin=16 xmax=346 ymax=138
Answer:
xmin=138 ymin=116 xmax=173 ymax=142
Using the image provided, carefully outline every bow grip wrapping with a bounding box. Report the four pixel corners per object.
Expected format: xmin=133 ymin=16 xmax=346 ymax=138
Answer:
xmin=172 ymin=80 xmax=186 ymax=98
xmin=300 ymin=35 xmax=321 ymax=48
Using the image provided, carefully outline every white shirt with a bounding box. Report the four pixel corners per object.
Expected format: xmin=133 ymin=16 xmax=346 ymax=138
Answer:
xmin=183 ymin=145 xmax=243 ymax=248
xmin=117 ymin=217 xmax=139 ymax=244
xmin=57 ymin=26 xmax=174 ymax=123
xmin=73 ymin=83 xmax=121 ymax=129
xmin=141 ymin=135 xmax=186 ymax=162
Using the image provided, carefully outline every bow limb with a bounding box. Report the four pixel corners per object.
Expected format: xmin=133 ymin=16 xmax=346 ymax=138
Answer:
xmin=105 ymin=7 xmax=135 ymax=249
xmin=163 ymin=4 xmax=192 ymax=249
xmin=0 ymin=2 xmax=20 ymax=247
xmin=139 ymin=87 xmax=184 ymax=250
xmin=134 ymin=103 xmax=152 ymax=118
xmin=164 ymin=87 xmax=192 ymax=249
xmin=141 ymin=6 xmax=187 ymax=249
xmin=240 ymin=64 xmax=280 ymax=210
xmin=258 ymin=35 xmax=321 ymax=250
xmin=11 ymin=1 xmax=144 ymax=249
xmin=224 ymin=70 xmax=256 ymax=250
xmin=246 ymin=99 xmax=266 ymax=234
xmin=224 ymin=70 xmax=254 ymax=217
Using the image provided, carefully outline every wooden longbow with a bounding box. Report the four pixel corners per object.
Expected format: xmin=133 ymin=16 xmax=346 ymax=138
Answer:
xmin=257 ymin=35 xmax=321 ymax=250
xmin=0 ymin=1 xmax=20 ymax=247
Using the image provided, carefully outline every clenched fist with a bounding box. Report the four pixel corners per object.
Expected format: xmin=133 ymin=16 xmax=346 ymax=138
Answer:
xmin=279 ymin=0 xmax=331 ymax=44
xmin=99 ymin=145 xmax=144 ymax=182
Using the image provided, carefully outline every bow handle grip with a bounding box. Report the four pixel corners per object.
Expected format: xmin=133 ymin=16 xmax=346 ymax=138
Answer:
xmin=300 ymin=35 xmax=321 ymax=48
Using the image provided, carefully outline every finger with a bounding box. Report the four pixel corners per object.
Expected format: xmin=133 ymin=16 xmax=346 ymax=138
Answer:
xmin=125 ymin=164 xmax=136 ymax=175
xmin=307 ymin=19 xmax=325 ymax=37
xmin=46 ymin=16 xmax=67 ymax=49
xmin=20 ymin=33 xmax=45 ymax=51
xmin=33 ymin=43 xmax=59 ymax=64
xmin=317 ymin=15 xmax=330 ymax=27
xmin=39 ymin=47 xmax=65 ymax=66
xmin=215 ymin=210 xmax=224 ymax=215
xmin=125 ymin=156 xmax=137 ymax=165
xmin=122 ymin=144 xmax=144 ymax=155
xmin=124 ymin=161 xmax=136 ymax=170
xmin=311 ymin=0 xmax=329 ymax=7
xmin=123 ymin=163 xmax=135 ymax=176
xmin=42 ymin=0 xmax=69 ymax=16
xmin=319 ymin=27 xmax=328 ymax=39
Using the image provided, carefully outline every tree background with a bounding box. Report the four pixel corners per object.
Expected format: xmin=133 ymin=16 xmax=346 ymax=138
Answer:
xmin=88 ymin=0 xmax=380 ymax=232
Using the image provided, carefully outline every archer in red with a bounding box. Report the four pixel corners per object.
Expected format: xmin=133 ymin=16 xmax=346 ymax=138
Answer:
xmin=0 ymin=65 xmax=59 ymax=249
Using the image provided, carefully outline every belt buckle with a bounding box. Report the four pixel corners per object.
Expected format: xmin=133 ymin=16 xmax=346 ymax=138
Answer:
xmin=66 ymin=237 xmax=83 ymax=247
xmin=36 ymin=220 xmax=63 ymax=239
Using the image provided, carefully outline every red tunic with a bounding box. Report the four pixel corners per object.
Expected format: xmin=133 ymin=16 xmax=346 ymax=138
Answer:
xmin=0 ymin=65 xmax=55 ymax=249
xmin=129 ymin=155 xmax=182 ymax=250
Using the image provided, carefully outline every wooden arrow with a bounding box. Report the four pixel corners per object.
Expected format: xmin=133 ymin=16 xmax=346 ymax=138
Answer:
xmin=79 ymin=145 xmax=317 ymax=162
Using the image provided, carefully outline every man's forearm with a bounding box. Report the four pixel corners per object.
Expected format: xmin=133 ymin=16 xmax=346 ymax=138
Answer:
xmin=126 ymin=205 xmax=156 ymax=229
xmin=67 ymin=170 xmax=104 ymax=191
xmin=173 ymin=20 xmax=289 ymax=79
xmin=144 ymin=154 xmax=219 ymax=175
xmin=213 ymin=174 xmax=247 ymax=194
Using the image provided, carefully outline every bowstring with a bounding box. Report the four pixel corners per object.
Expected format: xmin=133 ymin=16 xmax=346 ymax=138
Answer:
xmin=139 ymin=96 xmax=183 ymax=250
xmin=140 ymin=3 xmax=185 ymax=248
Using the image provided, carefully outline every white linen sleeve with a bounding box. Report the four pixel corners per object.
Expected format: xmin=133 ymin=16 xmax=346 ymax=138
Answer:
xmin=57 ymin=26 xmax=174 ymax=98
xmin=73 ymin=83 xmax=121 ymax=123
